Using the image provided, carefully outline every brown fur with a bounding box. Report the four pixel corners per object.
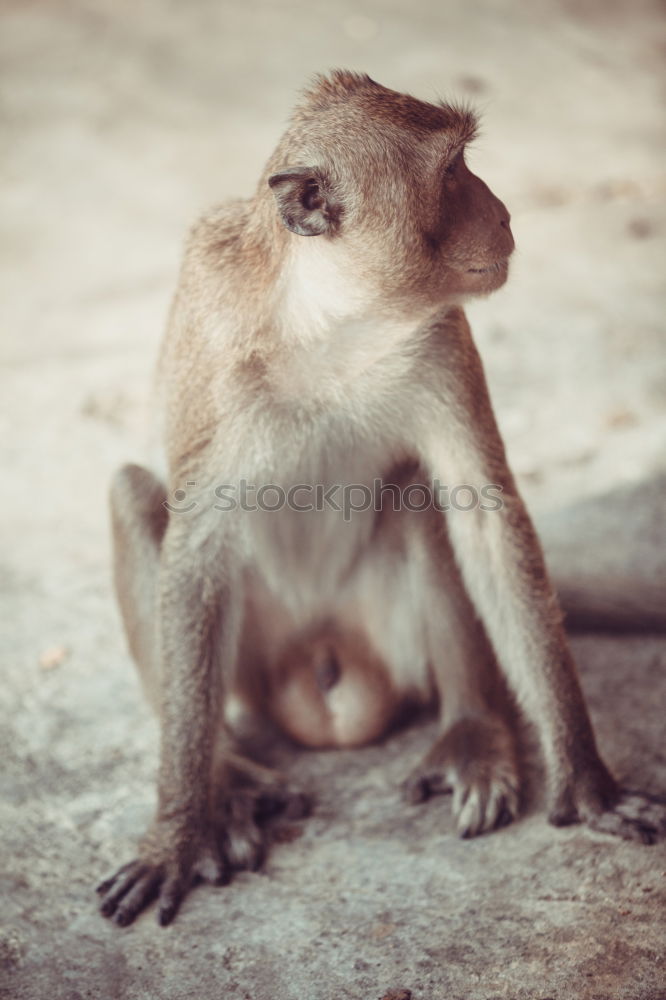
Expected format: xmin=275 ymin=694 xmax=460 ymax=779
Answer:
xmin=99 ymin=71 xmax=666 ymax=928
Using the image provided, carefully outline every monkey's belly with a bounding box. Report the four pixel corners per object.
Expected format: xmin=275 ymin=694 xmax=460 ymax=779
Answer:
xmin=245 ymin=498 xmax=378 ymax=618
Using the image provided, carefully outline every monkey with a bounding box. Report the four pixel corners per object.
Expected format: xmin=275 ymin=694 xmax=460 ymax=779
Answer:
xmin=98 ymin=71 xmax=666 ymax=928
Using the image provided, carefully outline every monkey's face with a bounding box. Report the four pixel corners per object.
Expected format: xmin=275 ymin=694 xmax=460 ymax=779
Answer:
xmin=355 ymin=138 xmax=515 ymax=308
xmin=268 ymin=149 xmax=514 ymax=315
xmin=424 ymin=150 xmax=515 ymax=300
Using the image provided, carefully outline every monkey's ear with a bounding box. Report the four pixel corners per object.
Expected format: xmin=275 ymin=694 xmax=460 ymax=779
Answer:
xmin=268 ymin=167 xmax=341 ymax=237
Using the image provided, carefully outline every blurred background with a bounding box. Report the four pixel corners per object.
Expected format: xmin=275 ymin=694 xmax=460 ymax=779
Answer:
xmin=1 ymin=2 xmax=664 ymax=998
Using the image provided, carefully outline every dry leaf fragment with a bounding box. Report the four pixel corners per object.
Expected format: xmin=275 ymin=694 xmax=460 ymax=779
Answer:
xmin=39 ymin=645 xmax=68 ymax=670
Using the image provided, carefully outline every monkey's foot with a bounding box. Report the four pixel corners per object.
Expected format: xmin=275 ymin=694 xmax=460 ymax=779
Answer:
xmin=213 ymin=781 xmax=311 ymax=872
xmin=549 ymin=777 xmax=666 ymax=845
xmin=403 ymin=714 xmax=520 ymax=838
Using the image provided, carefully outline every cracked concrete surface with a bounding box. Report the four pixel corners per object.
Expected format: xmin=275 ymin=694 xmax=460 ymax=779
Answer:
xmin=1 ymin=1 xmax=665 ymax=998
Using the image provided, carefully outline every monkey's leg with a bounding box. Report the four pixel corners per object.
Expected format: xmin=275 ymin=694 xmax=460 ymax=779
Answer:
xmin=420 ymin=308 xmax=666 ymax=843
xmin=109 ymin=463 xmax=168 ymax=709
xmin=403 ymin=518 xmax=520 ymax=837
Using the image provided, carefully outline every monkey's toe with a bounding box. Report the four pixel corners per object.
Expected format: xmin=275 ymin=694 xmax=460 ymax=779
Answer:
xmin=214 ymin=784 xmax=311 ymax=871
xmin=192 ymin=848 xmax=231 ymax=886
xmin=222 ymin=817 xmax=266 ymax=872
xmin=253 ymin=787 xmax=312 ymax=822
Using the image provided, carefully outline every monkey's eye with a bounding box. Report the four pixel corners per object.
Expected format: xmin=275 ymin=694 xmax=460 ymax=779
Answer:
xmin=443 ymin=151 xmax=463 ymax=178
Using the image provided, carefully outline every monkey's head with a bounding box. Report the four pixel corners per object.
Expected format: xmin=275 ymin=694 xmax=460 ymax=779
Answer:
xmin=266 ymin=71 xmax=514 ymax=314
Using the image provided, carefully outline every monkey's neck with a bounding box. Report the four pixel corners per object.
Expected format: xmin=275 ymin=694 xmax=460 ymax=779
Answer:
xmin=236 ymin=199 xmax=442 ymax=377
xmin=276 ymin=240 xmax=373 ymax=343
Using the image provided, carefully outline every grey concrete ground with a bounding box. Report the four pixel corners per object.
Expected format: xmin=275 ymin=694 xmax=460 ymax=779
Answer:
xmin=1 ymin=1 xmax=665 ymax=998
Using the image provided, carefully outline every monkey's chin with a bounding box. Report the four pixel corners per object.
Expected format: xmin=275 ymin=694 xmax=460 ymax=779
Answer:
xmin=463 ymin=258 xmax=510 ymax=295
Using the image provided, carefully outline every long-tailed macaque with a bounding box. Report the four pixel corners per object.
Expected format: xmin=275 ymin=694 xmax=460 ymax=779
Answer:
xmin=99 ymin=71 xmax=666 ymax=927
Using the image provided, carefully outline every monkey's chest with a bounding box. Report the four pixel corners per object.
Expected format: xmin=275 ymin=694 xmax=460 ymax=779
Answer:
xmin=235 ymin=364 xmax=421 ymax=619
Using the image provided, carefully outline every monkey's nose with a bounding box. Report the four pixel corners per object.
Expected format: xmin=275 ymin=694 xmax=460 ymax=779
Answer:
xmin=499 ymin=216 xmax=515 ymax=254
xmin=315 ymin=652 xmax=341 ymax=692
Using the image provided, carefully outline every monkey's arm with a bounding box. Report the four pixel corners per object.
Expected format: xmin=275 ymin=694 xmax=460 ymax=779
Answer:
xmin=98 ymin=518 xmax=240 ymax=926
xmin=419 ymin=307 xmax=666 ymax=841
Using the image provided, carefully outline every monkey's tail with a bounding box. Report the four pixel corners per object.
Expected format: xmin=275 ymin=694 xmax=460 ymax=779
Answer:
xmin=554 ymin=574 xmax=666 ymax=634
xmin=535 ymin=473 xmax=666 ymax=634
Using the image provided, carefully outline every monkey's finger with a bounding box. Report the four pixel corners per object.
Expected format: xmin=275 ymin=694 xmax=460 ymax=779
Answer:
xmin=157 ymin=874 xmax=187 ymax=927
xmin=403 ymin=770 xmax=452 ymax=805
xmin=457 ymin=787 xmax=484 ymax=838
xmin=113 ymin=870 xmax=162 ymax=927
xmin=493 ymin=801 xmax=515 ymax=831
xmin=99 ymin=862 xmax=149 ymax=917
xmin=482 ymin=789 xmax=505 ymax=834
xmin=487 ymin=782 xmax=519 ymax=831
xmin=401 ymin=774 xmax=429 ymax=804
xmin=96 ymin=859 xmax=138 ymax=895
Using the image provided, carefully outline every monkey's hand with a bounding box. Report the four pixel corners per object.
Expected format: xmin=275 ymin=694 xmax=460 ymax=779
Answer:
xmin=548 ymin=769 xmax=666 ymax=845
xmin=97 ymin=782 xmax=310 ymax=927
xmin=97 ymin=818 xmax=230 ymax=927
xmin=403 ymin=715 xmax=520 ymax=838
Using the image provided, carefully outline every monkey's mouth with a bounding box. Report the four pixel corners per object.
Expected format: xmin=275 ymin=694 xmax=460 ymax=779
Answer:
xmin=466 ymin=260 xmax=507 ymax=275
